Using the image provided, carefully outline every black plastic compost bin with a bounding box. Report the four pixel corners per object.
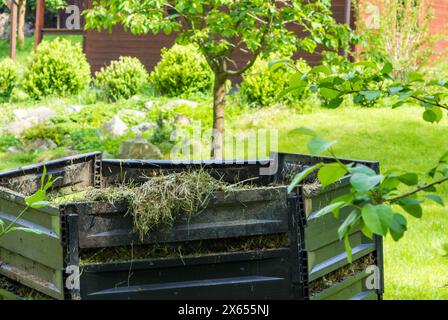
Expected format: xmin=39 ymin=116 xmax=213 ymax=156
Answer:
xmin=0 ymin=152 xmax=384 ymax=300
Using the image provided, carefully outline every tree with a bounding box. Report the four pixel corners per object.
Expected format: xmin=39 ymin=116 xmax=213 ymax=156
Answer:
xmin=84 ymin=0 xmax=353 ymax=159
xmin=353 ymin=0 xmax=443 ymax=80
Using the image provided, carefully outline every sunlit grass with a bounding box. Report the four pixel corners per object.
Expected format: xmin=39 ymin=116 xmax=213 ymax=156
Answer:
xmin=233 ymin=105 xmax=448 ymax=300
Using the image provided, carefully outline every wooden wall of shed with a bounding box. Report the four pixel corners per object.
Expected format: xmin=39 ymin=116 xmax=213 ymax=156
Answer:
xmin=83 ymin=0 xmax=353 ymax=78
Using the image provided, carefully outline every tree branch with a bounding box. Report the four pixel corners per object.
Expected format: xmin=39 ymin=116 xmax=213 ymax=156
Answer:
xmin=386 ymin=177 xmax=448 ymax=203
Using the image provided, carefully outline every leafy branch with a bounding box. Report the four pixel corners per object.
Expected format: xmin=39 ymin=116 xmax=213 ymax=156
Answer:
xmin=288 ymin=128 xmax=447 ymax=262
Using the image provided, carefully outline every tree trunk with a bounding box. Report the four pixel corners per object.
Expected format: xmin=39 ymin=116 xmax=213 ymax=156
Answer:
xmin=211 ymin=73 xmax=227 ymax=160
xmin=9 ymin=0 xmax=17 ymax=60
xmin=17 ymin=0 xmax=26 ymax=46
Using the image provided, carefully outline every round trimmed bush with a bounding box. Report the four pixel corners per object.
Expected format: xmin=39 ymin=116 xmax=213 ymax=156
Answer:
xmin=23 ymin=39 xmax=91 ymax=99
xmin=240 ymin=55 xmax=310 ymax=107
xmin=94 ymin=56 xmax=149 ymax=101
xmin=150 ymin=44 xmax=214 ymax=97
xmin=0 ymin=59 xmax=18 ymax=99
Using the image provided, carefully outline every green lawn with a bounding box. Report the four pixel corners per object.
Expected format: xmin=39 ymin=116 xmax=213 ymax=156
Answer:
xmin=234 ymin=105 xmax=448 ymax=300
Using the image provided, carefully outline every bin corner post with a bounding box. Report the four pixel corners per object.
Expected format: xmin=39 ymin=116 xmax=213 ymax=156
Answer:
xmin=374 ymin=234 xmax=385 ymax=300
xmin=294 ymin=185 xmax=310 ymax=300
xmin=60 ymin=204 xmax=81 ymax=300
xmin=93 ymin=152 xmax=103 ymax=188
xmin=288 ymin=195 xmax=303 ymax=299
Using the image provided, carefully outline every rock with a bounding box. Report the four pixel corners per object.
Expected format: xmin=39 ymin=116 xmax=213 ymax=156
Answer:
xmin=102 ymin=116 xmax=128 ymax=138
xmin=175 ymin=114 xmax=192 ymax=126
xmin=119 ymin=140 xmax=163 ymax=160
xmin=144 ymin=101 xmax=154 ymax=110
xmin=66 ymin=105 xmax=84 ymax=114
xmin=131 ymin=123 xmax=153 ymax=134
xmin=6 ymin=146 xmax=23 ymax=153
xmin=26 ymin=138 xmax=57 ymax=152
xmin=165 ymin=99 xmax=198 ymax=109
xmin=8 ymin=107 xmax=57 ymax=137
xmin=119 ymin=109 xmax=146 ymax=119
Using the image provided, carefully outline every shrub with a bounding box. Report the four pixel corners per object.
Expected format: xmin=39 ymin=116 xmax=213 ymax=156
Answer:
xmin=94 ymin=56 xmax=149 ymax=101
xmin=150 ymin=44 xmax=214 ymax=97
xmin=0 ymin=134 xmax=21 ymax=152
xmin=23 ymin=39 xmax=91 ymax=99
xmin=239 ymin=55 xmax=310 ymax=107
xmin=0 ymin=59 xmax=18 ymax=99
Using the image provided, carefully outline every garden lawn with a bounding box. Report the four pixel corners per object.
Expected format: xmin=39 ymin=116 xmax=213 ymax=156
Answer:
xmin=234 ymin=105 xmax=448 ymax=300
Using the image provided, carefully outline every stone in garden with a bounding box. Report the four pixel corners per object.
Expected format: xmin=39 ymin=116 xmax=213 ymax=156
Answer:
xmin=119 ymin=109 xmax=146 ymax=119
xmin=144 ymin=101 xmax=154 ymax=110
xmin=175 ymin=114 xmax=192 ymax=126
xmin=102 ymin=115 xmax=128 ymax=138
xmin=165 ymin=99 xmax=198 ymax=109
xmin=66 ymin=105 xmax=84 ymax=114
xmin=8 ymin=107 xmax=57 ymax=137
xmin=119 ymin=140 xmax=163 ymax=160
xmin=131 ymin=123 xmax=153 ymax=134
xmin=26 ymin=138 xmax=57 ymax=152
xmin=6 ymin=146 xmax=23 ymax=154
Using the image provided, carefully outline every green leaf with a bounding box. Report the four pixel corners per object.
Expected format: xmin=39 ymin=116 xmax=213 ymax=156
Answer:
xmin=319 ymin=87 xmax=340 ymax=99
xmin=398 ymin=173 xmax=419 ymax=186
xmin=337 ymin=210 xmax=360 ymax=240
xmin=29 ymin=201 xmax=49 ymax=209
xmin=361 ymin=204 xmax=393 ymax=236
xmin=350 ymin=173 xmax=383 ymax=194
xmin=317 ymin=163 xmax=348 ymax=188
xmin=25 ymin=190 xmax=46 ymax=207
xmin=360 ymin=90 xmax=381 ymax=101
xmin=407 ymin=71 xmax=423 ymax=82
xmin=314 ymin=201 xmax=346 ymax=219
xmin=423 ymin=107 xmax=443 ymax=123
xmin=344 ymin=234 xmax=353 ymax=263
xmin=424 ymin=194 xmax=445 ymax=206
xmin=397 ymin=198 xmax=423 ymax=218
xmin=309 ymin=65 xmax=332 ymax=75
xmin=269 ymin=58 xmax=293 ymax=72
xmin=361 ymin=222 xmax=373 ymax=239
xmin=348 ymin=164 xmax=376 ymax=176
xmin=389 ymin=213 xmax=407 ymax=241
xmin=292 ymin=127 xmax=317 ymax=137
xmin=307 ymin=137 xmax=337 ymax=155
xmin=327 ymin=97 xmax=344 ymax=109
xmin=288 ymin=163 xmax=323 ymax=193
xmin=381 ymin=62 xmax=393 ymax=74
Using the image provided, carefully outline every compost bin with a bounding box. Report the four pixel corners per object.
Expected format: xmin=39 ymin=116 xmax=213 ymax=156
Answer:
xmin=0 ymin=152 xmax=384 ymax=300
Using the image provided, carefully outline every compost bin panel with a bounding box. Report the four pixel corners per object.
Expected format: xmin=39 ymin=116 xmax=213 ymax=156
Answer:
xmin=100 ymin=159 xmax=273 ymax=187
xmin=310 ymin=271 xmax=376 ymax=300
xmin=79 ymin=249 xmax=295 ymax=300
xmin=0 ymin=188 xmax=64 ymax=300
xmin=0 ymin=152 xmax=101 ymax=195
xmin=302 ymin=178 xmax=376 ymax=281
xmin=73 ymin=188 xmax=289 ymax=248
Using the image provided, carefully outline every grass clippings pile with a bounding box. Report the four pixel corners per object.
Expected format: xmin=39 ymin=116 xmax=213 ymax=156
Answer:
xmin=80 ymin=234 xmax=289 ymax=265
xmin=80 ymin=170 xmax=226 ymax=239
xmin=309 ymin=254 xmax=375 ymax=296
xmin=130 ymin=170 xmax=224 ymax=238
